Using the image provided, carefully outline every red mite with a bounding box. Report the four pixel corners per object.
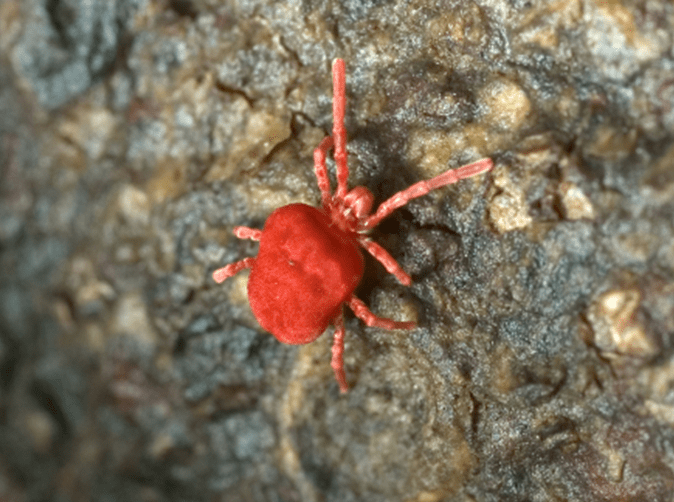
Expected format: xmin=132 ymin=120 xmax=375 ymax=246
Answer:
xmin=213 ymin=59 xmax=492 ymax=393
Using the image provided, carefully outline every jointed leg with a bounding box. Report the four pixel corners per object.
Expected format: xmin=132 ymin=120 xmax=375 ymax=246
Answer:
xmin=348 ymin=296 xmax=416 ymax=331
xmin=233 ymin=226 xmax=262 ymax=241
xmin=331 ymin=311 xmax=348 ymax=393
xmin=213 ymin=226 xmax=260 ymax=283
xmin=212 ymin=257 xmax=255 ymax=283
xmin=358 ymin=237 xmax=412 ymax=286
xmin=364 ymin=157 xmax=494 ymax=229
xmin=332 ymin=59 xmax=349 ymax=199
xmin=314 ymin=136 xmax=334 ymax=207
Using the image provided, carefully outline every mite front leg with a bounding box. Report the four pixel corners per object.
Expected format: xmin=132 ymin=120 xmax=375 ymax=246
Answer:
xmin=358 ymin=237 xmax=412 ymax=286
xmin=364 ymin=158 xmax=493 ymax=229
xmin=348 ymin=297 xmax=416 ymax=331
xmin=331 ymin=58 xmax=349 ymax=200
xmin=314 ymin=136 xmax=334 ymax=207
xmin=331 ymin=311 xmax=349 ymax=393
xmin=212 ymin=258 xmax=255 ymax=283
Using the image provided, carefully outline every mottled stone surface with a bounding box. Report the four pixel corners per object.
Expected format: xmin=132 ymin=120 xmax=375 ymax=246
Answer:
xmin=1 ymin=0 xmax=674 ymax=501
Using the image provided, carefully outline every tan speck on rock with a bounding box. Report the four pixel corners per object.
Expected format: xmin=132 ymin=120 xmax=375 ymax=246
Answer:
xmin=480 ymin=79 xmax=531 ymax=132
xmin=489 ymin=168 xmax=532 ymax=233
xmin=112 ymin=292 xmax=157 ymax=346
xmin=559 ymin=182 xmax=595 ymax=220
xmin=587 ymin=288 xmax=656 ymax=358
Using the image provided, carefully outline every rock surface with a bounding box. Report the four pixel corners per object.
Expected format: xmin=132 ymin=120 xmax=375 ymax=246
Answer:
xmin=1 ymin=0 xmax=674 ymax=501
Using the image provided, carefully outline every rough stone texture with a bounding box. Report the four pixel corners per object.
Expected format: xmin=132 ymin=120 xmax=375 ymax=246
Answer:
xmin=1 ymin=0 xmax=674 ymax=501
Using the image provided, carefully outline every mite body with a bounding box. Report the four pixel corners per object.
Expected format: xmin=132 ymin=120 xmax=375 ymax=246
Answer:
xmin=213 ymin=59 xmax=493 ymax=392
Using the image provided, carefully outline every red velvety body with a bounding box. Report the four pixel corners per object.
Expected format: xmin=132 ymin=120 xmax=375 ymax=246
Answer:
xmin=247 ymin=203 xmax=365 ymax=344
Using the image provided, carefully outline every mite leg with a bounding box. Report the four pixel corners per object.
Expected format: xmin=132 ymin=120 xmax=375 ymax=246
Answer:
xmin=347 ymin=296 xmax=416 ymax=331
xmin=212 ymin=257 xmax=255 ymax=283
xmin=358 ymin=237 xmax=412 ymax=286
xmin=331 ymin=311 xmax=349 ymax=393
xmin=314 ymin=136 xmax=334 ymax=207
xmin=233 ymin=226 xmax=262 ymax=241
xmin=332 ymin=58 xmax=349 ymax=199
xmin=364 ymin=157 xmax=493 ymax=229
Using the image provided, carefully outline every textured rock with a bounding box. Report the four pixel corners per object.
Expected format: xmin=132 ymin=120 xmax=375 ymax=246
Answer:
xmin=1 ymin=0 xmax=674 ymax=501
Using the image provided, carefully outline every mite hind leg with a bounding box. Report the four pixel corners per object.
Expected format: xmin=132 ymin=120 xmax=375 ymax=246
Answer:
xmin=331 ymin=311 xmax=349 ymax=393
xmin=347 ymin=297 xmax=415 ymax=331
